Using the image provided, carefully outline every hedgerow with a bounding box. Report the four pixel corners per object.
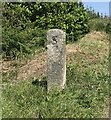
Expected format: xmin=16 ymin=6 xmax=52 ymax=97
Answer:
xmin=2 ymin=2 xmax=89 ymax=59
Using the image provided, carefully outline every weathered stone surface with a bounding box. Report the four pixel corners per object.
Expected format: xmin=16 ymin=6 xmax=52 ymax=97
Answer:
xmin=47 ymin=29 xmax=66 ymax=91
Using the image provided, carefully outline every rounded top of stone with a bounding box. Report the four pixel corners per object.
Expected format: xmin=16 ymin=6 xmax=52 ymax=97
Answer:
xmin=47 ymin=29 xmax=65 ymax=34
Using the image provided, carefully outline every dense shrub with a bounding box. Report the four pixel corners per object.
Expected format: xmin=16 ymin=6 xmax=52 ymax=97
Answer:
xmin=2 ymin=2 xmax=89 ymax=59
xmin=33 ymin=2 xmax=90 ymax=41
xmin=2 ymin=26 xmax=47 ymax=59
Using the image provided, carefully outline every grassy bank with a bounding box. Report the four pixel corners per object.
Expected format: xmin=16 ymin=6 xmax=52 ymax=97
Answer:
xmin=2 ymin=31 xmax=109 ymax=118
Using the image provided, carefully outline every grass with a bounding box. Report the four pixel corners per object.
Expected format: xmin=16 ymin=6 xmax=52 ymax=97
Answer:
xmin=2 ymin=31 xmax=109 ymax=118
xmin=89 ymin=18 xmax=110 ymax=32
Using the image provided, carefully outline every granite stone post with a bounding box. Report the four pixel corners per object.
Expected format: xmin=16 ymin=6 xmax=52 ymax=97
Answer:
xmin=47 ymin=29 xmax=66 ymax=91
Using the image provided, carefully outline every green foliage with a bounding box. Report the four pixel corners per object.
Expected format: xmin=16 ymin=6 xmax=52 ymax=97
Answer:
xmin=2 ymin=2 xmax=89 ymax=59
xmin=2 ymin=2 xmax=31 ymax=28
xmin=33 ymin=2 xmax=89 ymax=41
xmin=2 ymin=26 xmax=47 ymax=59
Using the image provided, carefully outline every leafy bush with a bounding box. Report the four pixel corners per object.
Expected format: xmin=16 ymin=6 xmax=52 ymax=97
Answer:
xmin=2 ymin=26 xmax=47 ymax=59
xmin=2 ymin=2 xmax=90 ymax=59
xmin=33 ymin=2 xmax=90 ymax=41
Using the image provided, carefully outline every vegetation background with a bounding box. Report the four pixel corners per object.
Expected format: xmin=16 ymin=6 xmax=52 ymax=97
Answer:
xmin=1 ymin=1 xmax=111 ymax=118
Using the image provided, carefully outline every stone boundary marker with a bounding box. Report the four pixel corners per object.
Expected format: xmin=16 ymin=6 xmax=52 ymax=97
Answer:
xmin=47 ymin=29 xmax=66 ymax=91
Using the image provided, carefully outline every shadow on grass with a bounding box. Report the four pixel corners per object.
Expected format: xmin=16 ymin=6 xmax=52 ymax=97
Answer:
xmin=32 ymin=77 xmax=47 ymax=91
